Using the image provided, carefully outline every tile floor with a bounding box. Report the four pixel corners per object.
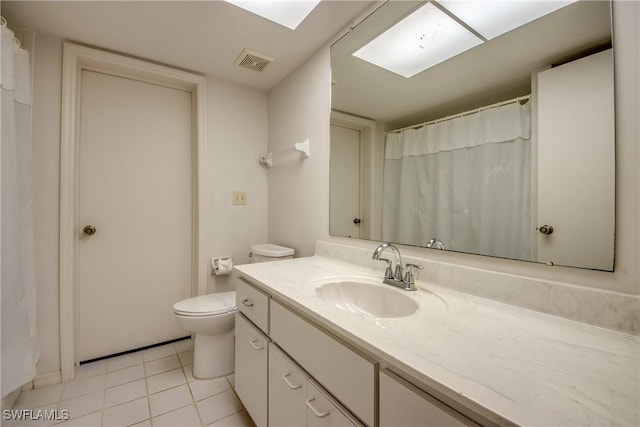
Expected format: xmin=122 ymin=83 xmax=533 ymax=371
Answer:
xmin=7 ymin=339 xmax=254 ymax=427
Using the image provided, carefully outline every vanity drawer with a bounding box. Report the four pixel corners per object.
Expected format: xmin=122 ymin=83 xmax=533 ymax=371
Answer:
xmin=379 ymin=369 xmax=478 ymax=427
xmin=269 ymin=343 xmax=308 ymax=427
xmin=236 ymin=277 xmax=269 ymax=333
xmin=270 ymin=300 xmax=377 ymax=427
xmin=269 ymin=343 xmax=364 ymax=427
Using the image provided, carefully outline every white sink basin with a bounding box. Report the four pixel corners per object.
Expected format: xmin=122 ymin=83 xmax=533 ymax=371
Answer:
xmin=315 ymin=281 xmax=419 ymax=318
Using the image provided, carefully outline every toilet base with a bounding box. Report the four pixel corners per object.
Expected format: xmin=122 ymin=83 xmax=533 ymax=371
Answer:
xmin=192 ymin=329 xmax=234 ymax=379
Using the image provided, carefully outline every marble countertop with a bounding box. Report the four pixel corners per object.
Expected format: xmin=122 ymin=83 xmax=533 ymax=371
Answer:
xmin=234 ymin=256 xmax=639 ymax=427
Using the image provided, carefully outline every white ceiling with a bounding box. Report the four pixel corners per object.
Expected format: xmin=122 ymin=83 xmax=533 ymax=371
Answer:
xmin=1 ymin=0 xmax=377 ymax=91
xmin=2 ymin=0 xmax=612 ymax=125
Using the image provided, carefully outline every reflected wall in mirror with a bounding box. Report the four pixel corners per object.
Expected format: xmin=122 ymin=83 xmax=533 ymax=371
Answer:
xmin=330 ymin=0 xmax=614 ymax=270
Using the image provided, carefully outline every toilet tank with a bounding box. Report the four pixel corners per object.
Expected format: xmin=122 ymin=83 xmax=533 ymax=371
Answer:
xmin=250 ymin=244 xmax=294 ymax=263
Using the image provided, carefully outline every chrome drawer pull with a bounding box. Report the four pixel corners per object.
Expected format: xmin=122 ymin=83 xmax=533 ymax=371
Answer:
xmin=281 ymin=373 xmax=302 ymax=390
xmin=242 ymin=299 xmax=254 ymax=307
xmin=305 ymin=398 xmax=329 ymax=418
xmin=249 ymin=339 xmax=264 ymax=351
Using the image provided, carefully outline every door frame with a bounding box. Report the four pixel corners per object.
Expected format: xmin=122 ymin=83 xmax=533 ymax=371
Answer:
xmin=59 ymin=43 xmax=207 ymax=381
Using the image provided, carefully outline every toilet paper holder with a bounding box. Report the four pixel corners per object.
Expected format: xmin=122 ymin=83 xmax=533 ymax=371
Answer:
xmin=212 ymin=257 xmax=233 ymax=276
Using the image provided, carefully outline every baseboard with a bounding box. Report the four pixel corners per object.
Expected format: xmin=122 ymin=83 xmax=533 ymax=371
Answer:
xmin=1 ymin=388 xmax=21 ymax=411
xmin=1 ymin=371 xmax=62 ymax=410
xmin=34 ymin=371 xmax=62 ymax=388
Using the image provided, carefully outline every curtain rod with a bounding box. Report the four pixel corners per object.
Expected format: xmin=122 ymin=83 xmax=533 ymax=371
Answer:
xmin=389 ymin=94 xmax=531 ymax=134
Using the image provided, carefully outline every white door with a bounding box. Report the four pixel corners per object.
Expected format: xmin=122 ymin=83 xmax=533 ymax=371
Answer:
xmin=536 ymin=49 xmax=614 ymax=270
xmin=78 ymin=70 xmax=193 ymax=361
xmin=330 ymin=124 xmax=361 ymax=238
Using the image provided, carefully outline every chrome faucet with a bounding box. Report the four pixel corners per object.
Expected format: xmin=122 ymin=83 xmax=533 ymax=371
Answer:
xmin=372 ymin=243 xmax=422 ymax=291
xmin=425 ymin=238 xmax=446 ymax=250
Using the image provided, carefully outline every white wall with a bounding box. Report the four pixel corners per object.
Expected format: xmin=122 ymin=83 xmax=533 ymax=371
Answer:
xmin=267 ymin=48 xmax=331 ymax=256
xmin=267 ymin=1 xmax=639 ymax=295
xmin=30 ymin=35 xmax=268 ymax=378
xmin=205 ymin=80 xmax=269 ymax=293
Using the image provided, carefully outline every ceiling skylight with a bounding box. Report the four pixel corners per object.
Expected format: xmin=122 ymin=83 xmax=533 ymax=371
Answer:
xmin=225 ymin=0 xmax=321 ymax=30
xmin=353 ymin=3 xmax=482 ymax=78
xmin=438 ymin=0 xmax=579 ymax=40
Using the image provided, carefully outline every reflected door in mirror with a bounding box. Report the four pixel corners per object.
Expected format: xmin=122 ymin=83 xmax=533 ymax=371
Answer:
xmin=536 ymin=49 xmax=614 ymax=270
xmin=330 ymin=124 xmax=361 ymax=238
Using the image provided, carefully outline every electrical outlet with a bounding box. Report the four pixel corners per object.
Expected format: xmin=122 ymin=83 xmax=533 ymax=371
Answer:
xmin=232 ymin=191 xmax=247 ymax=205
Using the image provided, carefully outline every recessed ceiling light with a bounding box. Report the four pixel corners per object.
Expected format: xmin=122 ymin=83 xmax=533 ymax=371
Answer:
xmin=224 ymin=0 xmax=321 ymax=30
xmin=353 ymin=3 xmax=482 ymax=78
xmin=438 ymin=0 xmax=579 ymax=40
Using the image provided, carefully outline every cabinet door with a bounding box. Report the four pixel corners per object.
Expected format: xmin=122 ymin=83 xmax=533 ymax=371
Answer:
xmin=307 ymin=381 xmax=360 ymax=427
xmin=235 ymin=314 xmax=269 ymax=427
xmin=269 ymin=343 xmax=308 ymax=427
xmin=380 ymin=370 xmax=475 ymax=427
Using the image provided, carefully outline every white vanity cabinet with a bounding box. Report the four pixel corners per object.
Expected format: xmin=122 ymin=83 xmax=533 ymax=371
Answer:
xmin=379 ymin=370 xmax=478 ymax=427
xmin=235 ymin=313 xmax=269 ymax=427
xmin=270 ymin=300 xmax=376 ymax=427
xmin=235 ymin=277 xmax=272 ymax=427
xmin=235 ymin=276 xmax=478 ymax=427
xmin=269 ymin=343 xmax=362 ymax=427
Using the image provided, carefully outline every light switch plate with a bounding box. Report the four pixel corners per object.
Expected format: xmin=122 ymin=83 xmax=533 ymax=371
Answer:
xmin=232 ymin=191 xmax=247 ymax=205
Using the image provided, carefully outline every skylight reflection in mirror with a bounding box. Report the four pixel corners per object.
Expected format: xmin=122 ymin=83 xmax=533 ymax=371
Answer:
xmin=439 ymin=0 xmax=579 ymax=40
xmin=353 ymin=3 xmax=482 ymax=78
xmin=353 ymin=0 xmax=579 ymax=78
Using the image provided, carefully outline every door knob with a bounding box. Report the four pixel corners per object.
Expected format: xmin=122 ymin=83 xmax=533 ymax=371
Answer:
xmin=353 ymin=218 xmax=361 ymax=225
xmin=538 ymin=225 xmax=554 ymax=235
xmin=83 ymin=225 xmax=97 ymax=236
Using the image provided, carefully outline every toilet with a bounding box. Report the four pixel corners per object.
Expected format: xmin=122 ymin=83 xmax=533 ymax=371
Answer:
xmin=249 ymin=243 xmax=294 ymax=263
xmin=173 ymin=292 xmax=237 ymax=379
xmin=173 ymin=244 xmax=294 ymax=379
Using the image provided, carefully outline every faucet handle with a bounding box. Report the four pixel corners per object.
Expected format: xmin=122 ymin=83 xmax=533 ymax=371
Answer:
xmin=377 ymin=257 xmax=394 ymax=279
xmin=393 ymin=263 xmax=403 ymax=281
xmin=403 ymin=263 xmax=423 ymax=285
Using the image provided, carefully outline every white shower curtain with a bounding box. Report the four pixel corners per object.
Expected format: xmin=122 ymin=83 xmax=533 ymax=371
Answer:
xmin=382 ymin=100 xmax=531 ymax=260
xmin=1 ymin=19 xmax=39 ymax=397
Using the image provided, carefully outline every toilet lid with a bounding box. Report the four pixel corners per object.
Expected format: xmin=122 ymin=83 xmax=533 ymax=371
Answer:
xmin=251 ymin=243 xmax=294 ymax=258
xmin=173 ymin=291 xmax=237 ymax=316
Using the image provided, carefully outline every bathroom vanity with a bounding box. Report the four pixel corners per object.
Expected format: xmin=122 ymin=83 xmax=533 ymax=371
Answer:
xmin=233 ymin=247 xmax=639 ymax=427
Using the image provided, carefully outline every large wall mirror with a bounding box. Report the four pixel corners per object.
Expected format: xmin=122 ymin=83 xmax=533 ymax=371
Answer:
xmin=330 ymin=0 xmax=614 ymax=271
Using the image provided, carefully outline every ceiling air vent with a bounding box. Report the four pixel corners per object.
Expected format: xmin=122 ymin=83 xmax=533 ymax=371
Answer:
xmin=234 ymin=48 xmax=274 ymax=72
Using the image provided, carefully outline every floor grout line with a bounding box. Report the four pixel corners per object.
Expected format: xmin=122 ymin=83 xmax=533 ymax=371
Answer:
xmin=11 ymin=339 xmax=251 ymax=427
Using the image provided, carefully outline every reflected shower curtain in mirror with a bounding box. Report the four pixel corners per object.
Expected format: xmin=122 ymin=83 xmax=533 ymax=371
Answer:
xmin=1 ymin=19 xmax=39 ymax=397
xmin=382 ymin=101 xmax=531 ymax=260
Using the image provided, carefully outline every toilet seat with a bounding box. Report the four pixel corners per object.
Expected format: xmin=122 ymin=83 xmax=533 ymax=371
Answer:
xmin=173 ymin=291 xmax=237 ymax=317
